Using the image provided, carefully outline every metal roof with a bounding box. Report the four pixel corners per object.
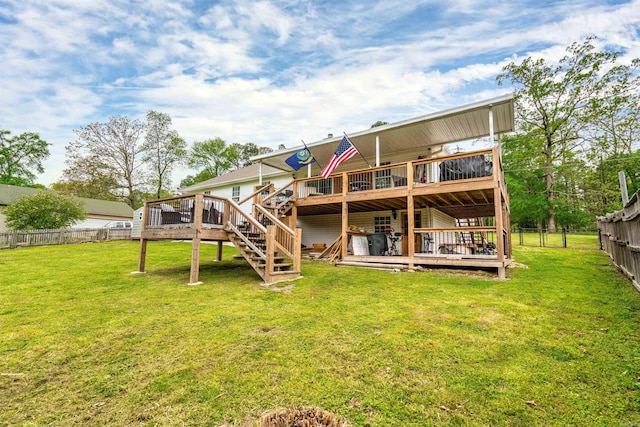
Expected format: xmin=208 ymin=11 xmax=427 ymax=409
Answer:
xmin=252 ymin=94 xmax=514 ymax=176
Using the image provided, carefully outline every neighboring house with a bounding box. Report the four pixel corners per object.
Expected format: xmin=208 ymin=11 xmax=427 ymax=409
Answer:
xmin=0 ymin=184 xmax=134 ymax=231
xmin=180 ymin=163 xmax=292 ymax=215
xmin=137 ymin=94 xmax=515 ymax=283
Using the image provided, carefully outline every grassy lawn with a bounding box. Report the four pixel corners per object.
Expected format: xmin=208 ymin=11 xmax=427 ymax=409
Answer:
xmin=1 ymin=238 xmax=639 ymax=426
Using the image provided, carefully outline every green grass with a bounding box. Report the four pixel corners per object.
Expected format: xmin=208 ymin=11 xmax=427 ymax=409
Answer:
xmin=513 ymin=230 xmax=600 ymax=250
xmin=1 ymin=240 xmax=639 ymax=426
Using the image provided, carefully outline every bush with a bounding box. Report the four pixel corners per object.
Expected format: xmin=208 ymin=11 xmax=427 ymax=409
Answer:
xmin=3 ymin=190 xmax=87 ymax=230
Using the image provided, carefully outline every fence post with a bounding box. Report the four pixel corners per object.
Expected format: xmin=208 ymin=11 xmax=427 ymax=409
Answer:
xmin=519 ymin=227 xmax=523 ymax=246
xmin=562 ymin=227 xmax=567 ymax=248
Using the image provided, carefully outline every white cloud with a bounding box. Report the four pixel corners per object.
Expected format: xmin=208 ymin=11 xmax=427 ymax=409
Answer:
xmin=0 ymin=0 xmax=638 ymax=186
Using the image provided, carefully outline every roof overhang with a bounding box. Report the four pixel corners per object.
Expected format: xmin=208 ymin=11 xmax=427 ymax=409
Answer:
xmin=252 ymin=94 xmax=514 ymax=176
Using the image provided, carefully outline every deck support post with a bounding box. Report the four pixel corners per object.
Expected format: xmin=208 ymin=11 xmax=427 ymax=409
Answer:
xmin=136 ymin=202 xmax=149 ymax=273
xmin=189 ymin=195 xmax=204 ymax=285
xmin=341 ymin=173 xmax=349 ymax=259
xmin=137 ymin=239 xmax=147 ymax=273
xmin=407 ymin=163 xmax=415 ymax=268
xmin=216 ymin=240 xmax=223 ymax=261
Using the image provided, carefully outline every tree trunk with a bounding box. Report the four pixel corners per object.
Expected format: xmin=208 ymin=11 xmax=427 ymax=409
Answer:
xmin=544 ymin=136 xmax=557 ymax=232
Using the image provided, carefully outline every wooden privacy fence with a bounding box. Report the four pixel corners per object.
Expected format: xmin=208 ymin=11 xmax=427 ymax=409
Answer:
xmin=0 ymin=227 xmax=132 ymax=249
xmin=597 ymin=190 xmax=640 ymax=292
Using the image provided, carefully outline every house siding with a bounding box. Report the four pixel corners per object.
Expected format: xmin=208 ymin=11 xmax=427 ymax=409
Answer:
xmin=192 ymin=175 xmax=292 ymax=218
xmin=297 ymin=207 xmax=454 ymax=254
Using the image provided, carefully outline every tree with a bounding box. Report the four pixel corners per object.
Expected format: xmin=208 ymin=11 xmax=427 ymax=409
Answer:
xmin=371 ymin=120 xmax=388 ymax=128
xmin=227 ymin=142 xmax=273 ymax=170
xmin=497 ymin=37 xmax=631 ymax=230
xmin=188 ymin=137 xmax=232 ymax=178
xmin=54 ymin=154 xmax=121 ymax=200
xmin=3 ymin=190 xmax=86 ymax=230
xmin=0 ymin=130 xmax=50 ymax=186
xmin=142 ymin=111 xmax=187 ymax=199
xmin=67 ymin=116 xmax=146 ymax=208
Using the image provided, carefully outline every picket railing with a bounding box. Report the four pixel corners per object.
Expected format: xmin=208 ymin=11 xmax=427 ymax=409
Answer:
xmin=0 ymin=227 xmax=132 ymax=249
xmin=597 ymin=190 xmax=640 ymax=292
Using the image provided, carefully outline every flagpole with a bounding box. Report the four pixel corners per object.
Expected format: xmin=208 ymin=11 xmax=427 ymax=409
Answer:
xmin=301 ymin=139 xmax=324 ymax=171
xmin=343 ymin=132 xmax=372 ymax=168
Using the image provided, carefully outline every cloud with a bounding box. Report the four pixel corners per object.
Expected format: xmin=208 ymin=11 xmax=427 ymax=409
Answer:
xmin=0 ymin=0 xmax=638 ymax=187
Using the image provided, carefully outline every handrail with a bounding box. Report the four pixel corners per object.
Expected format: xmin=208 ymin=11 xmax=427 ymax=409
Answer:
xmin=254 ymin=204 xmax=295 ymax=237
xmin=262 ymin=179 xmax=296 ymax=204
xmin=238 ymin=183 xmax=273 ymax=206
xmin=226 ymin=197 xmax=266 ymax=233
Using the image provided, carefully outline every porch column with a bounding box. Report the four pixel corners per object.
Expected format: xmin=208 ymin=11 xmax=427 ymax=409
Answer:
xmin=494 ymin=186 xmax=506 ymax=279
xmin=375 ymin=135 xmax=380 ymax=167
xmin=341 ymin=172 xmax=349 ymax=259
xmin=307 ymin=162 xmax=312 ymax=178
xmin=489 ymin=107 xmax=494 ymax=144
xmin=407 ymin=164 xmax=415 ymax=268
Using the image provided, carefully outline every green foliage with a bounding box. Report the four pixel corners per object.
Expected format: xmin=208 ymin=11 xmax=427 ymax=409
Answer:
xmin=370 ymin=120 xmax=388 ymax=128
xmin=498 ymin=37 xmax=640 ymax=227
xmin=0 ymin=129 xmax=50 ymax=185
xmin=184 ymin=139 xmax=273 ymax=188
xmin=1 ymin=240 xmax=638 ymax=426
xmin=3 ymin=190 xmax=87 ymax=230
xmin=143 ymin=110 xmax=188 ymax=199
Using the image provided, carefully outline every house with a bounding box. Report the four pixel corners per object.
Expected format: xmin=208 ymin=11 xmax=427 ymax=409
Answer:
xmin=0 ymin=184 xmax=134 ymax=231
xmin=136 ymin=94 xmax=514 ymax=284
xmin=180 ymin=163 xmax=293 ymax=216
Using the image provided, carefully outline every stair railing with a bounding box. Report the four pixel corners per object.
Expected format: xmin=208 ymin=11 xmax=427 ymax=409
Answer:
xmin=261 ymin=179 xmax=296 ymax=216
xmin=226 ymin=198 xmax=268 ymax=261
xmin=254 ymin=204 xmax=300 ymax=270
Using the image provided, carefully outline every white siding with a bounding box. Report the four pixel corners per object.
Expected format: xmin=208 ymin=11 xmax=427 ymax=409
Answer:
xmin=197 ymin=174 xmax=292 ymax=218
xmin=304 ymin=207 xmax=453 ymax=255
xmin=132 ymin=208 xmax=144 ymax=238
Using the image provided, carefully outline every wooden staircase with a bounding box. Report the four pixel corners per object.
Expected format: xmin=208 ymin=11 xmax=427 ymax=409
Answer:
xmin=225 ymin=188 xmax=302 ymax=284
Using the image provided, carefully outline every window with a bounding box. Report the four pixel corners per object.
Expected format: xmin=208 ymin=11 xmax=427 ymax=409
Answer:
xmin=232 ymin=186 xmax=240 ymax=201
xmin=374 ymin=216 xmax=391 ymax=233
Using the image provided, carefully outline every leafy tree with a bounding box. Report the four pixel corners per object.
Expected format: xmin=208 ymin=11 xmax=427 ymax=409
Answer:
xmin=497 ymin=37 xmax=632 ymax=230
xmin=228 ymin=142 xmax=273 ymax=170
xmin=0 ymin=130 xmax=50 ymax=186
xmin=3 ymin=190 xmax=86 ymax=230
xmin=188 ymin=137 xmax=232 ymax=178
xmin=55 ymin=154 xmax=120 ymax=200
xmin=67 ymin=116 xmax=146 ymax=208
xmin=371 ymin=120 xmax=388 ymax=128
xmin=502 ymin=134 xmax=549 ymax=228
xmin=142 ymin=111 xmax=187 ymax=199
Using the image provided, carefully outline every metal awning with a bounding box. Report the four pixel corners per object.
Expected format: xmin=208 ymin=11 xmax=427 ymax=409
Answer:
xmin=251 ymin=94 xmax=514 ymax=176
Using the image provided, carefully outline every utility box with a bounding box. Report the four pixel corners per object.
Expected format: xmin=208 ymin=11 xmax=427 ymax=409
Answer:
xmin=367 ymin=233 xmax=388 ymax=256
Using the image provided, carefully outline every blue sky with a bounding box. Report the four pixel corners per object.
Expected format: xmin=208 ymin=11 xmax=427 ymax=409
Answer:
xmin=1 ymin=0 xmax=639 ymax=186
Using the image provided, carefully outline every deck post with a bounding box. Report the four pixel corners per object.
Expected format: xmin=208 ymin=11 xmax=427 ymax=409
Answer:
xmin=136 ymin=202 xmax=149 ymax=273
xmin=189 ymin=195 xmax=204 ymax=285
xmin=293 ymin=228 xmax=302 ymax=273
xmin=408 ymin=162 xmax=415 ymax=267
xmin=137 ymin=239 xmax=147 ymax=272
xmin=407 ymin=191 xmax=415 ymax=268
xmin=217 ymin=240 xmax=223 ymax=261
xmin=341 ymin=173 xmax=349 ymax=259
xmin=494 ymin=186 xmax=505 ymax=278
xmin=265 ymin=225 xmax=276 ymax=284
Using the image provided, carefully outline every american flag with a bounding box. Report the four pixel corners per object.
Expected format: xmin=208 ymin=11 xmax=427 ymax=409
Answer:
xmin=320 ymin=136 xmax=359 ymax=178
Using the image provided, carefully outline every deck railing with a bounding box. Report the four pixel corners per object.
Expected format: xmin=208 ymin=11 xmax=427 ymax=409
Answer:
xmin=295 ymin=149 xmax=497 ymax=199
xmin=144 ymin=194 xmax=225 ymax=228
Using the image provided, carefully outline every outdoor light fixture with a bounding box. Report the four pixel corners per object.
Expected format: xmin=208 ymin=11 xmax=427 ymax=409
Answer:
xmin=392 ymin=209 xmax=397 ymax=220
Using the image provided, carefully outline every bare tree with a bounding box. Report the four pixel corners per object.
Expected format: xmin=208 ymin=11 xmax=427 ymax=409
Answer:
xmin=67 ymin=116 xmax=146 ymax=208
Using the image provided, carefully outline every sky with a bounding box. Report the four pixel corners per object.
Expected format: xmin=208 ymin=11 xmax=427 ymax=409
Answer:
xmin=1 ymin=0 xmax=640 ymax=187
